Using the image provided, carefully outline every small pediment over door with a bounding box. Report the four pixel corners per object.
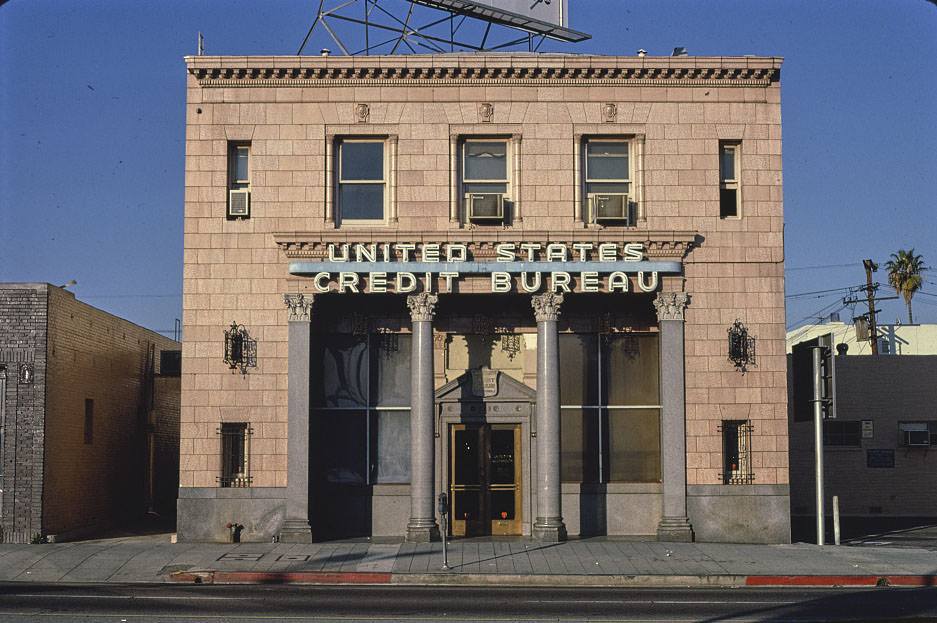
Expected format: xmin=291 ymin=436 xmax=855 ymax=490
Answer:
xmin=435 ymin=367 xmax=536 ymax=404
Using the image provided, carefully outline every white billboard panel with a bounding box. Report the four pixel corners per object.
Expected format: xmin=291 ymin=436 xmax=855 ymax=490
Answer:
xmin=469 ymin=0 xmax=568 ymax=27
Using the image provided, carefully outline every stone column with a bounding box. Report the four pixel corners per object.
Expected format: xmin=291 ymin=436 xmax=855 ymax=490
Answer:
xmin=654 ymin=291 xmax=694 ymax=542
xmin=406 ymin=292 xmax=440 ymax=542
xmin=531 ymin=292 xmax=567 ymax=542
xmin=280 ymin=293 xmax=315 ymax=543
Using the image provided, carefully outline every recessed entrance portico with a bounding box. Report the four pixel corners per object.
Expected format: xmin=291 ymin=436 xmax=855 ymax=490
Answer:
xmin=436 ymin=368 xmax=536 ymax=538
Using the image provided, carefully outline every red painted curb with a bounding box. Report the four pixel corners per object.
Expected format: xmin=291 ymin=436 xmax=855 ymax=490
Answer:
xmin=169 ymin=570 xmax=392 ymax=585
xmin=746 ymin=575 xmax=937 ymax=587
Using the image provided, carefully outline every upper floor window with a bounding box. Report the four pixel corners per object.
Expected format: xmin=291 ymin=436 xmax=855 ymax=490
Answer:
xmin=584 ymin=139 xmax=633 ymax=225
xmin=462 ymin=139 xmax=509 ymax=222
xmin=338 ymin=139 xmax=386 ymax=222
xmin=227 ymin=143 xmax=250 ymax=219
xmin=719 ymin=141 xmax=741 ymax=218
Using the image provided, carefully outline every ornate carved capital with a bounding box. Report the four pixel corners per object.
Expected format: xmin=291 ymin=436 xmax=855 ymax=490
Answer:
xmin=407 ymin=292 xmax=438 ymax=322
xmin=284 ymin=293 xmax=314 ymax=322
xmin=531 ymin=292 xmax=564 ymax=323
xmin=653 ymin=292 xmax=689 ymax=322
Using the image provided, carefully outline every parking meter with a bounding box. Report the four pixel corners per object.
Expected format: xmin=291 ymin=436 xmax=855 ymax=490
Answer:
xmin=437 ymin=492 xmax=449 ymax=569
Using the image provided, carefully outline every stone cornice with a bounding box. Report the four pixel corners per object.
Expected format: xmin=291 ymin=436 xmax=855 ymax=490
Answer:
xmin=186 ymin=55 xmax=781 ymax=88
xmin=272 ymin=230 xmax=698 ymax=262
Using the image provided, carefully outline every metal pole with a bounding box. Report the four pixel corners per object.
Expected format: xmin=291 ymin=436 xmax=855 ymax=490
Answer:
xmin=441 ymin=514 xmax=449 ymax=569
xmin=833 ymin=495 xmax=841 ymax=546
xmin=813 ymin=346 xmax=825 ymax=546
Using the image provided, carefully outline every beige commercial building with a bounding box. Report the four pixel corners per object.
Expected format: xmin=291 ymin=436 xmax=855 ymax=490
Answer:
xmin=179 ymin=52 xmax=789 ymax=543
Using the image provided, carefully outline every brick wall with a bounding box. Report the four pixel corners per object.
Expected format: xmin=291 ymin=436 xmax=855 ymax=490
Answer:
xmin=41 ymin=285 xmax=180 ymax=537
xmin=0 ymin=284 xmax=48 ymax=543
xmin=790 ymin=355 xmax=937 ymax=517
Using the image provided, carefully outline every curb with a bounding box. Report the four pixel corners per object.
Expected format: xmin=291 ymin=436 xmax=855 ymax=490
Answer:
xmin=169 ymin=570 xmax=392 ymax=585
xmin=170 ymin=571 xmax=937 ymax=588
xmin=745 ymin=575 xmax=937 ymax=587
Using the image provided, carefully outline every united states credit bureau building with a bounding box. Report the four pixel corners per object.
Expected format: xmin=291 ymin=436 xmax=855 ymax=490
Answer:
xmin=179 ymin=47 xmax=789 ymax=543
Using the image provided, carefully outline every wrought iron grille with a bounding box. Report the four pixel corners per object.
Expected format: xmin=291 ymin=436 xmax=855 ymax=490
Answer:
xmin=217 ymin=423 xmax=253 ymax=488
xmin=719 ymin=420 xmax=754 ymax=485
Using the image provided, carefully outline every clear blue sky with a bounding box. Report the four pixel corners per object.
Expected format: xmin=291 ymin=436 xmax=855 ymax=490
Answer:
xmin=2 ymin=0 xmax=936 ymax=337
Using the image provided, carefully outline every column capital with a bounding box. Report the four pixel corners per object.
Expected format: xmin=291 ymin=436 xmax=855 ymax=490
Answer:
xmin=284 ymin=293 xmax=314 ymax=322
xmin=531 ymin=292 xmax=563 ymax=322
xmin=407 ymin=292 xmax=438 ymax=322
xmin=653 ymin=291 xmax=689 ymax=322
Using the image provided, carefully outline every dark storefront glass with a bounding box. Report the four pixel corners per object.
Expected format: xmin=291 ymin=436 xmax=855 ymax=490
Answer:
xmin=317 ymin=333 xmax=411 ymax=485
xmin=560 ymin=333 xmax=661 ymax=484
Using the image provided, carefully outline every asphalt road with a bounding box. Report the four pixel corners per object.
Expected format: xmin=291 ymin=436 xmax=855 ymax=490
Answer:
xmin=0 ymin=583 xmax=936 ymax=622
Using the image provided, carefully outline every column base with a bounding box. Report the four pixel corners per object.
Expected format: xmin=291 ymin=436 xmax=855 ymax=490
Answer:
xmin=657 ymin=516 xmax=694 ymax=542
xmin=406 ymin=519 xmax=440 ymax=542
xmin=532 ymin=517 xmax=567 ymax=542
xmin=279 ymin=518 xmax=313 ymax=543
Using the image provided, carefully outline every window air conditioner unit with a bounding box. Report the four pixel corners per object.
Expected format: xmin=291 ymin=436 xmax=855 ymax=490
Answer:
xmin=466 ymin=193 xmax=504 ymax=221
xmin=228 ymin=189 xmax=250 ymax=218
xmin=904 ymin=429 xmax=930 ymax=447
xmin=589 ymin=193 xmax=632 ymax=224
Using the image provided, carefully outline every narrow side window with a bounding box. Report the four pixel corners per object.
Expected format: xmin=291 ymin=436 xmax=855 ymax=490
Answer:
xmin=719 ymin=141 xmax=740 ymax=218
xmin=227 ymin=142 xmax=251 ymax=219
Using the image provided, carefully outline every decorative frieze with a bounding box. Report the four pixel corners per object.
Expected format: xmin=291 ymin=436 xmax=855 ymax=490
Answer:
xmin=189 ymin=63 xmax=781 ymax=88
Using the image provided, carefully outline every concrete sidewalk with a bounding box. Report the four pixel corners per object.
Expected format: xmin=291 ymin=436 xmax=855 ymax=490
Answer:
xmin=1 ymin=537 xmax=936 ymax=587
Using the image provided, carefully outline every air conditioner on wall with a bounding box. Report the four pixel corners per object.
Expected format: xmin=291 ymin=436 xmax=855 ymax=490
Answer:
xmin=904 ymin=429 xmax=930 ymax=447
xmin=589 ymin=193 xmax=632 ymax=224
xmin=228 ymin=189 xmax=250 ymax=218
xmin=466 ymin=193 xmax=505 ymax=221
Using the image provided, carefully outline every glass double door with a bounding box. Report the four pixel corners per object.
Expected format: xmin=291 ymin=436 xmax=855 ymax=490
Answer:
xmin=449 ymin=423 xmax=522 ymax=537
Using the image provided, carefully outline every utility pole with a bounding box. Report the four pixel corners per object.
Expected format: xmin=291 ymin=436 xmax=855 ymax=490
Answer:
xmin=863 ymin=259 xmax=879 ymax=355
xmin=843 ymin=260 xmax=897 ymax=355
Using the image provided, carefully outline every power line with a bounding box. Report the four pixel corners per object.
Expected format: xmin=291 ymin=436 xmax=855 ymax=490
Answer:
xmin=80 ymin=293 xmax=182 ymax=300
xmin=785 ymin=286 xmax=854 ymax=300
xmin=786 ymin=263 xmax=858 ymax=272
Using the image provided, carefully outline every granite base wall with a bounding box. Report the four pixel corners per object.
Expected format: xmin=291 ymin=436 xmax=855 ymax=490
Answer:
xmin=687 ymin=484 xmax=790 ymax=543
xmin=176 ymin=487 xmax=285 ymax=543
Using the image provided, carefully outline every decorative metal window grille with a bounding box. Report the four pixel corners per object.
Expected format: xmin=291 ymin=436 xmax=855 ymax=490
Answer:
xmin=727 ymin=319 xmax=756 ymax=373
xmin=224 ymin=322 xmax=257 ymax=375
xmin=217 ymin=423 xmax=252 ymax=488
xmin=376 ymin=328 xmax=399 ymax=358
xmin=719 ymin=420 xmax=754 ymax=485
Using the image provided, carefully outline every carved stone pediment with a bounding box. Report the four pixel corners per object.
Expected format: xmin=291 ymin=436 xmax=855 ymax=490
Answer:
xmin=435 ymin=367 xmax=536 ymax=404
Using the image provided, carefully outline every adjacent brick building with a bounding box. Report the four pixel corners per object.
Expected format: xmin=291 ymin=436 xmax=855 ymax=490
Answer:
xmin=0 ymin=283 xmax=180 ymax=542
xmin=179 ymin=52 xmax=789 ymax=543
xmin=790 ymin=353 xmax=937 ymax=538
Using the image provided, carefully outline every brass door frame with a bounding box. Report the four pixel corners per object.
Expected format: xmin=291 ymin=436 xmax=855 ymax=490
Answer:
xmin=449 ymin=422 xmax=522 ymax=537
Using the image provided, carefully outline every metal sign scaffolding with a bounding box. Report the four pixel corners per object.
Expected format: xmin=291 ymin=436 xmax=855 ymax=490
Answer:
xmin=298 ymin=0 xmax=590 ymax=56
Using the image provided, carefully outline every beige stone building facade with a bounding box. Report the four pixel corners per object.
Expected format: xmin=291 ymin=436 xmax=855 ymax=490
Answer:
xmin=179 ymin=52 xmax=789 ymax=543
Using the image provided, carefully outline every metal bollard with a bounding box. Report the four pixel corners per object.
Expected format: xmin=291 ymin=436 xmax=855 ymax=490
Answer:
xmin=437 ymin=492 xmax=449 ymax=570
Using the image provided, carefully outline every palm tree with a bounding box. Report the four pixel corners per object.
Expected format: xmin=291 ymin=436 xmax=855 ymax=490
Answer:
xmin=885 ymin=249 xmax=925 ymax=324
